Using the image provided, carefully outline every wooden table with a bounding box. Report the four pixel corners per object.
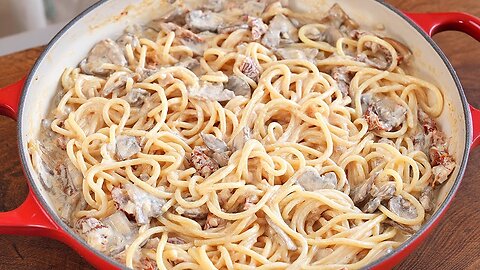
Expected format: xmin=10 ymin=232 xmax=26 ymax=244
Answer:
xmin=0 ymin=0 xmax=478 ymax=269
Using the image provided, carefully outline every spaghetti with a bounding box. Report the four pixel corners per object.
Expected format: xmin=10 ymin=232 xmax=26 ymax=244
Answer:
xmin=29 ymin=1 xmax=456 ymax=269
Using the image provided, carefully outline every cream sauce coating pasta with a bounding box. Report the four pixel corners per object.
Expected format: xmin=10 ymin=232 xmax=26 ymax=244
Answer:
xmin=29 ymin=1 xmax=456 ymax=269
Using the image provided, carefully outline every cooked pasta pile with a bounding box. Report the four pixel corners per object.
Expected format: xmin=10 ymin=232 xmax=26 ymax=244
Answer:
xmin=29 ymin=1 xmax=456 ymax=269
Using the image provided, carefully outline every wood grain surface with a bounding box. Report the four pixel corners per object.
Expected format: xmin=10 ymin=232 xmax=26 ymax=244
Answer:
xmin=0 ymin=0 xmax=478 ymax=269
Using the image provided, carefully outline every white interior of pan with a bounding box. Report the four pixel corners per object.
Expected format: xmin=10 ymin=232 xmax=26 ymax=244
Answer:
xmin=20 ymin=0 xmax=467 ymax=234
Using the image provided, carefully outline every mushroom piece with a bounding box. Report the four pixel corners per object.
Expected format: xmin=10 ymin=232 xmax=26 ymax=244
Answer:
xmin=324 ymin=26 xmax=344 ymax=46
xmin=362 ymin=182 xmax=396 ymax=213
xmin=226 ymin=75 xmax=251 ymax=97
xmin=383 ymin=37 xmax=413 ymax=65
xmin=243 ymin=1 xmax=267 ymax=17
xmin=356 ymin=53 xmax=390 ymax=70
xmin=176 ymin=57 xmax=200 ymax=70
xmin=157 ymin=22 xmax=207 ymax=56
xmin=167 ymin=236 xmax=186 ymax=245
xmin=388 ymin=196 xmax=418 ymax=219
xmin=101 ymin=72 xmax=130 ymax=97
xmin=191 ymin=146 xmax=220 ymax=178
xmin=188 ymin=81 xmax=236 ymax=102
xmin=200 ymin=133 xmax=231 ymax=167
xmin=111 ymin=183 xmax=166 ymax=225
xmin=186 ymin=10 xmax=224 ymax=32
xmin=419 ymin=186 xmax=435 ymax=212
xmin=176 ymin=204 xmax=209 ymax=220
xmin=75 ymin=217 xmax=114 ymax=253
xmin=158 ymin=6 xmax=189 ymax=25
xmin=116 ymin=33 xmax=140 ymax=51
xmin=331 ymin=67 xmax=352 ymax=97
xmin=411 ymin=127 xmax=431 ymax=155
xmin=80 ymin=39 xmax=127 ymax=76
xmin=431 ymin=159 xmax=456 ymax=185
xmin=351 ymin=172 xmax=378 ymax=205
xmin=261 ymin=14 xmax=298 ymax=48
xmin=322 ymin=3 xmax=359 ymax=30
xmin=383 ymin=219 xmax=417 ymax=234
xmin=232 ymin=127 xmax=252 ymax=151
xmin=364 ymin=96 xmax=407 ymax=132
xmin=295 ymin=167 xmax=338 ymax=191
xmin=115 ymin=135 xmax=141 ymax=160
xmin=218 ymin=23 xmax=249 ymax=34
xmin=274 ymin=47 xmax=318 ymax=62
xmin=265 ymin=216 xmax=297 ymax=251
xmin=123 ymin=88 xmax=150 ymax=107
xmin=201 ymin=133 xmax=229 ymax=153
xmin=202 ymin=0 xmax=226 ymax=12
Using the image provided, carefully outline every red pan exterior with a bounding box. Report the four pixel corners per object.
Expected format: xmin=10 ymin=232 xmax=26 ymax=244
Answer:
xmin=0 ymin=3 xmax=478 ymax=270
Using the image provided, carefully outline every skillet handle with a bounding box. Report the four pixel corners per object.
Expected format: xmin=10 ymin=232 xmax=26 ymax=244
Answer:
xmin=406 ymin=12 xmax=480 ymax=150
xmin=0 ymin=79 xmax=59 ymax=236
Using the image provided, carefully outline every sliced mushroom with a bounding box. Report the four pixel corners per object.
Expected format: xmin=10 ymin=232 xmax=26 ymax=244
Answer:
xmin=226 ymin=75 xmax=251 ymax=97
xmin=261 ymin=14 xmax=298 ymax=48
xmin=331 ymin=67 xmax=352 ymax=97
xmin=324 ymin=26 xmax=344 ymax=46
xmin=232 ymin=127 xmax=252 ymax=151
xmin=411 ymin=128 xmax=431 ymax=155
xmin=75 ymin=217 xmax=114 ymax=253
xmin=383 ymin=219 xmax=417 ymax=234
xmin=218 ymin=23 xmax=249 ymax=34
xmin=176 ymin=57 xmax=200 ymax=70
xmin=176 ymin=204 xmax=209 ymax=220
xmin=123 ymin=88 xmax=150 ymax=107
xmin=274 ymin=47 xmax=318 ymax=62
xmin=364 ymin=96 xmax=407 ymax=132
xmin=115 ymin=136 xmax=141 ymax=160
xmin=388 ymin=196 xmax=418 ymax=219
xmin=243 ymin=1 xmax=267 ymax=17
xmin=188 ymin=81 xmax=236 ymax=102
xmin=419 ymin=186 xmax=435 ymax=212
xmin=80 ymin=39 xmax=127 ymax=76
xmin=111 ymin=183 xmax=166 ymax=225
xmin=431 ymin=160 xmax=455 ymax=185
xmin=186 ymin=10 xmax=224 ymax=32
xmin=322 ymin=3 xmax=359 ymax=30
xmin=202 ymin=0 xmax=226 ymax=12
xmin=356 ymin=53 xmax=390 ymax=70
xmin=362 ymin=182 xmax=396 ymax=213
xmin=265 ymin=216 xmax=297 ymax=251
xmin=383 ymin=37 xmax=412 ymax=65
xmin=158 ymin=6 xmax=188 ymax=25
xmin=116 ymin=33 xmax=140 ymax=51
xmin=201 ymin=133 xmax=231 ymax=167
xmin=201 ymin=133 xmax=229 ymax=153
xmin=351 ymin=172 xmax=378 ymax=205
xmin=296 ymin=167 xmax=338 ymax=191
xmin=102 ymin=72 xmax=130 ymax=97
xmin=167 ymin=236 xmax=186 ymax=244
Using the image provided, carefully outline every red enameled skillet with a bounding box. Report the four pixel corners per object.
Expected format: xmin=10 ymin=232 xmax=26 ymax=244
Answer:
xmin=0 ymin=0 xmax=478 ymax=269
